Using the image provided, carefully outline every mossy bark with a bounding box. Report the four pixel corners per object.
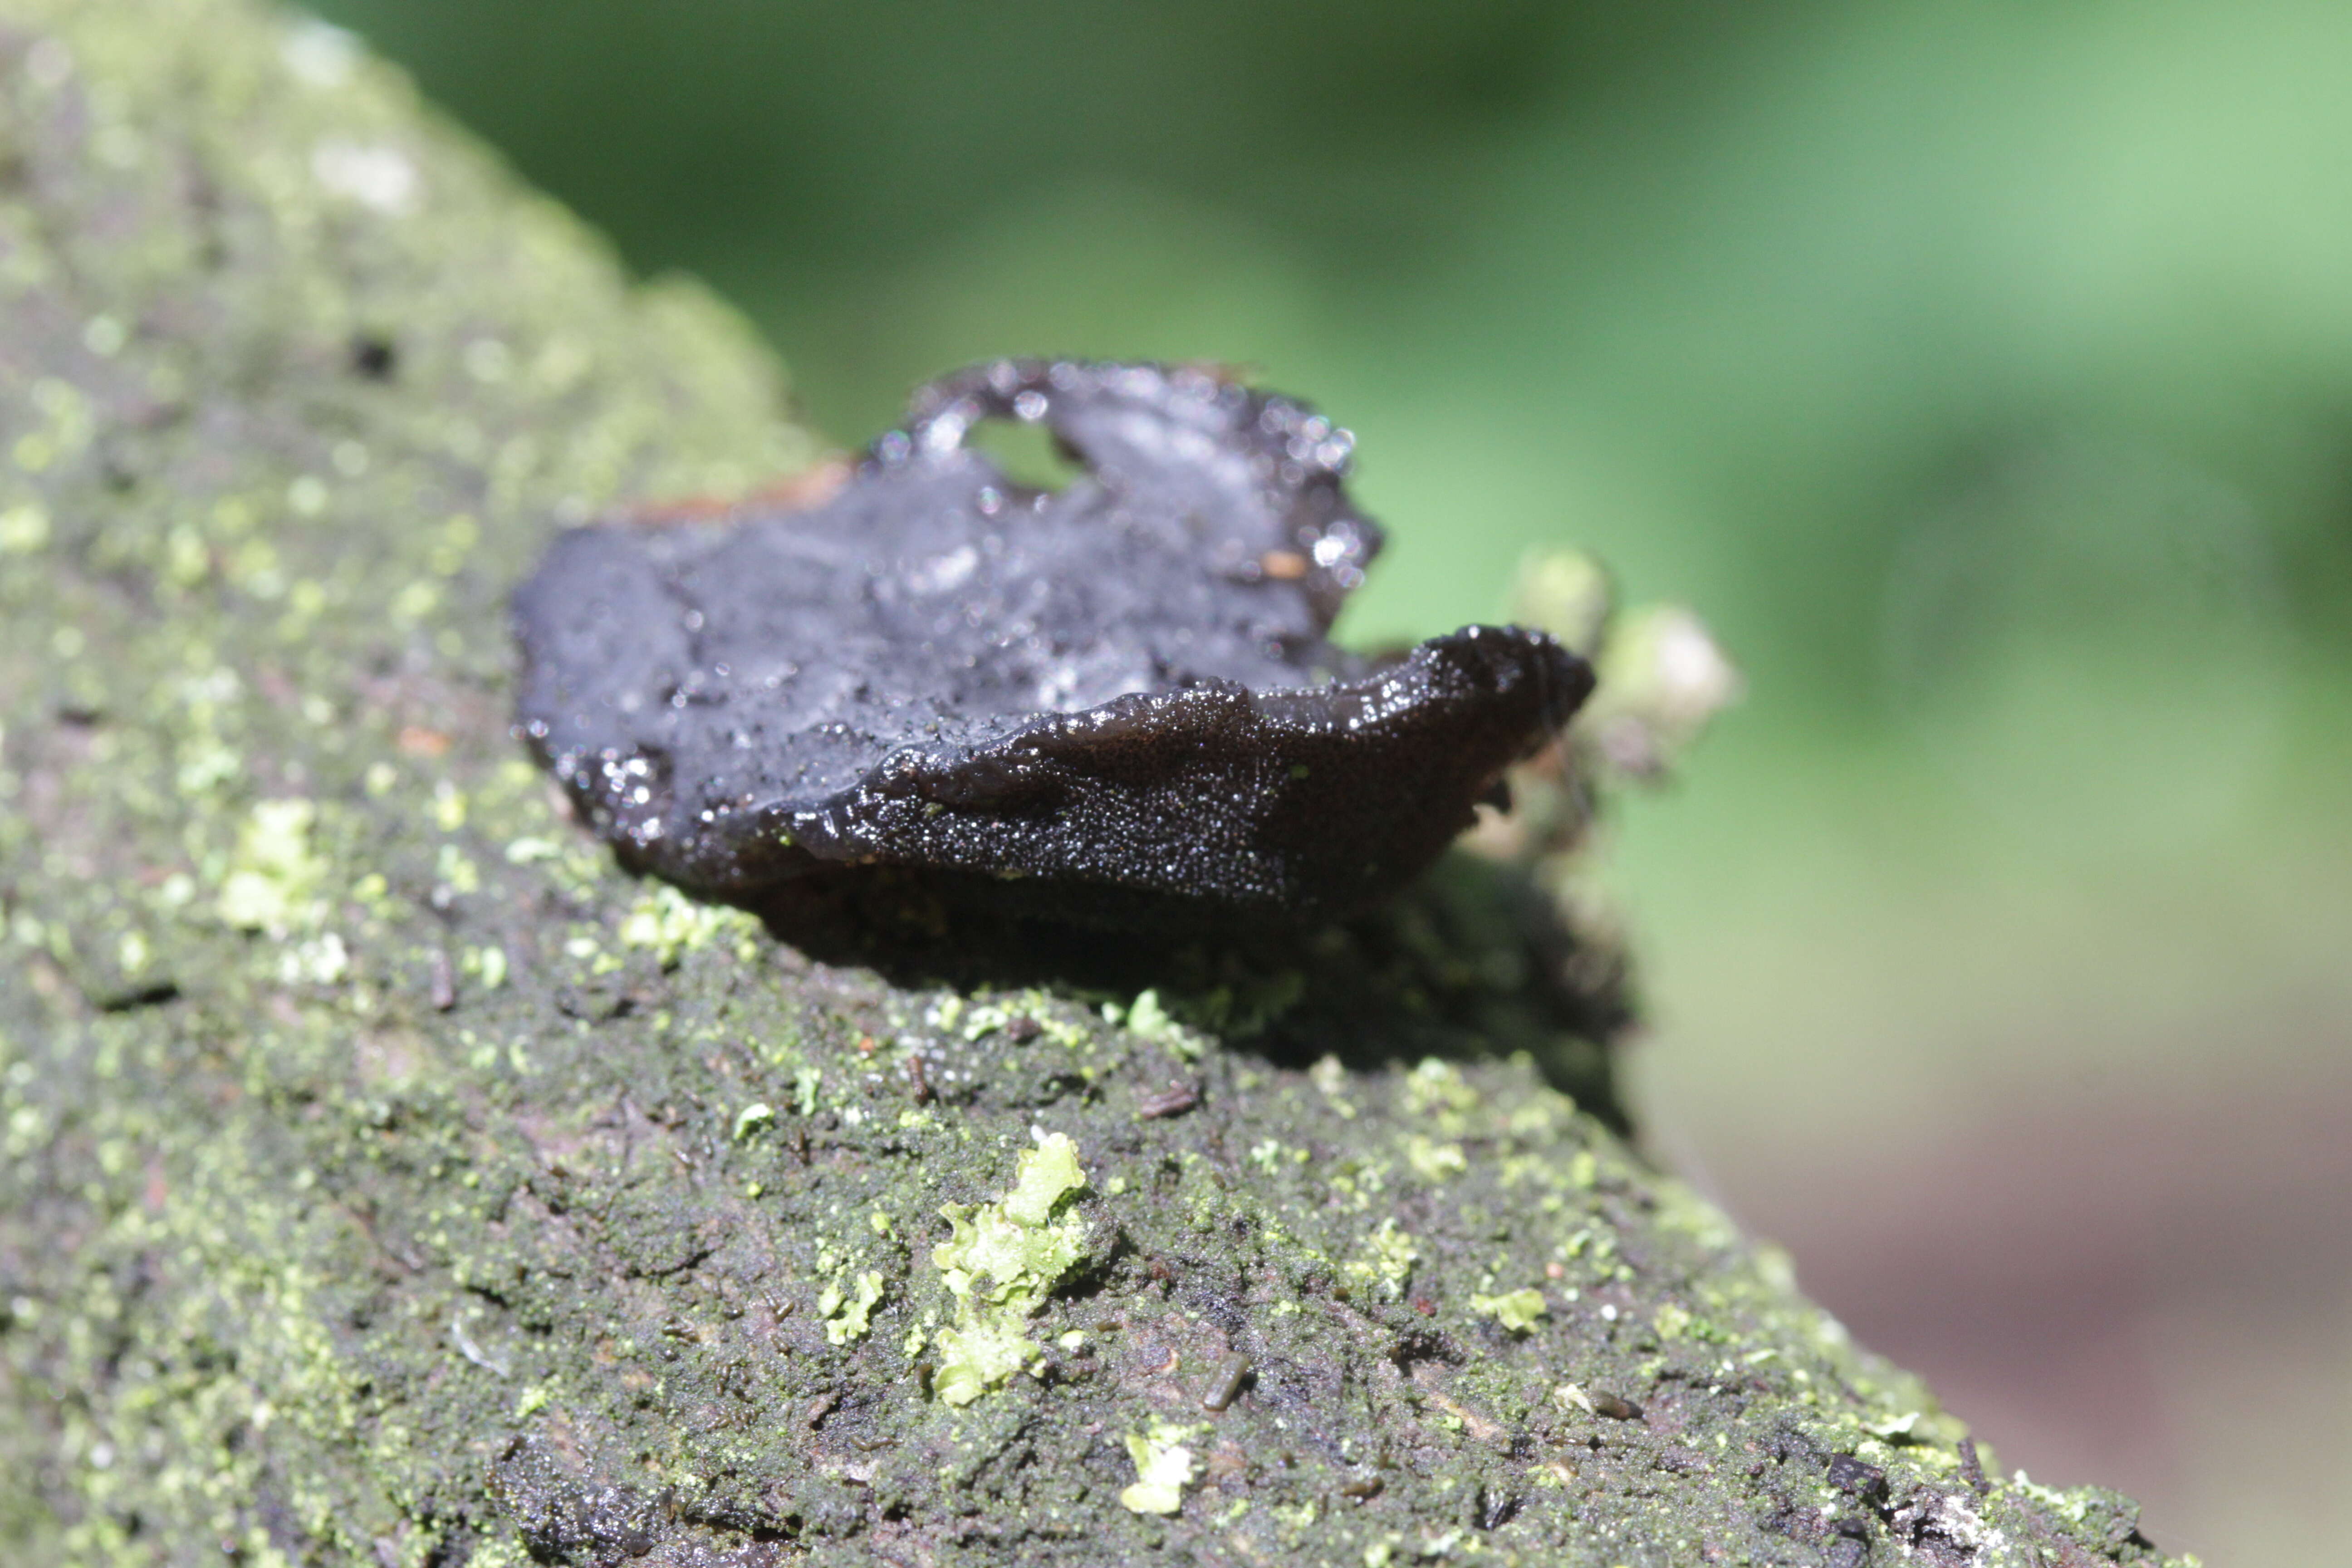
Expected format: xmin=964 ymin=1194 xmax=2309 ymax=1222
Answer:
xmin=0 ymin=4 xmax=2187 ymax=1565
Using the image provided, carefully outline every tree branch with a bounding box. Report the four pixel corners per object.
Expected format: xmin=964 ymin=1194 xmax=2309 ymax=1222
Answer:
xmin=0 ymin=3 xmax=2181 ymax=1564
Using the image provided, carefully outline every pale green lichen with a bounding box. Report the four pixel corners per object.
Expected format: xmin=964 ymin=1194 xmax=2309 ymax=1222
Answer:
xmin=1404 ymin=1134 xmax=1468 ymax=1182
xmin=275 ymin=931 xmax=349 ymax=986
xmin=818 ymin=1272 xmax=885 ymax=1346
xmin=1118 ymin=1420 xmax=1201 ymax=1516
xmin=1867 ymin=1409 xmax=1924 ymax=1439
xmin=1343 ymin=1216 xmax=1420 ymax=1302
xmin=617 ymin=882 xmax=755 ymax=968
xmin=948 ymin=991 xmax=1092 ymax=1049
xmin=1401 ymin=1056 xmax=1481 ymax=1128
xmin=1114 ymin=988 xmax=1203 ymax=1060
xmin=216 ymin=798 xmax=326 ymax=933
xmin=929 ymin=1132 xmax=1089 ymax=1406
xmin=999 ymin=1131 xmax=1086 ymax=1226
xmin=1308 ymin=1053 xmax=1359 ymax=1119
xmin=1469 ymin=1287 xmax=1549 ymax=1334
xmin=461 ymin=944 xmax=508 ymax=990
xmin=1122 ymin=989 xmax=1171 ymax=1037
xmin=928 ymin=1316 xmax=1035 ymax=1407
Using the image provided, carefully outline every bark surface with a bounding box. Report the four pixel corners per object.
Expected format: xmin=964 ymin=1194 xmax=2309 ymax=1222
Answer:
xmin=0 ymin=4 xmax=2187 ymax=1565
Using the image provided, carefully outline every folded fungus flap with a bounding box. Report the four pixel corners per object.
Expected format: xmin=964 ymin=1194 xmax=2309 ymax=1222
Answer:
xmin=513 ymin=359 xmax=1594 ymax=924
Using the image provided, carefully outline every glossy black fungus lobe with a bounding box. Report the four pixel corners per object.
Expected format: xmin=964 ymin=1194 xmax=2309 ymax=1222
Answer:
xmin=513 ymin=360 xmax=1593 ymax=925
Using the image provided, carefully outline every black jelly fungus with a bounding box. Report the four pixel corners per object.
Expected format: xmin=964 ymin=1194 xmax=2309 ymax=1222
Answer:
xmin=512 ymin=359 xmax=1593 ymax=926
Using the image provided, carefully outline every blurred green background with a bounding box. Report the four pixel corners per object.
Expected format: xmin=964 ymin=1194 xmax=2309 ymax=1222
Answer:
xmin=304 ymin=2 xmax=2352 ymax=1560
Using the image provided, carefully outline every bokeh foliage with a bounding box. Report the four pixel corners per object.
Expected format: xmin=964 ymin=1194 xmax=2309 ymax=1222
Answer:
xmin=305 ymin=0 xmax=2352 ymax=684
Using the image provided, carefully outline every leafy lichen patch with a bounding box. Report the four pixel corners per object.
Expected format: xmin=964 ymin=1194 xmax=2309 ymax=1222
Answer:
xmin=1470 ymin=1287 xmax=1550 ymax=1334
xmin=930 ymin=1132 xmax=1090 ymax=1406
xmin=1119 ymin=1420 xmax=1203 ymax=1515
xmin=1345 ymin=1216 xmax=1424 ymax=1303
xmin=820 ymin=1270 xmax=887 ymax=1346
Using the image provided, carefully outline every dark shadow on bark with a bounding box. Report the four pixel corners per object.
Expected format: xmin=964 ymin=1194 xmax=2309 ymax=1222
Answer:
xmin=737 ymin=848 xmax=1633 ymax=1133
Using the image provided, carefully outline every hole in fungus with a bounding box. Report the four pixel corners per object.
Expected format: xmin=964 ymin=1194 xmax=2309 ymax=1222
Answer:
xmin=965 ymin=414 xmax=1087 ymax=494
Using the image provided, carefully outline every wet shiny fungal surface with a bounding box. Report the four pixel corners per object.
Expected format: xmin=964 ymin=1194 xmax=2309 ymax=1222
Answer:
xmin=513 ymin=360 xmax=1593 ymax=926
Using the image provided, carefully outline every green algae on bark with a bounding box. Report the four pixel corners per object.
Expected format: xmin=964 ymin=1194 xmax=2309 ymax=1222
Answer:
xmin=0 ymin=2 xmax=2192 ymax=1565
